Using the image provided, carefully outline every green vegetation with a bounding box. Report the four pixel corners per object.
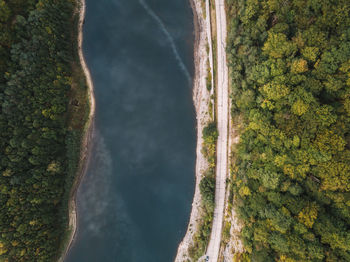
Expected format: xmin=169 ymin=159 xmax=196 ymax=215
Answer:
xmin=0 ymin=0 xmax=88 ymax=261
xmin=227 ymin=0 xmax=350 ymax=261
xmin=206 ymin=58 xmax=212 ymax=92
xmin=189 ymin=121 xmax=218 ymax=260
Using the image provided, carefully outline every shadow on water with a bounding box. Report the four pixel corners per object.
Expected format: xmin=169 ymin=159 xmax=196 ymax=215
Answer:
xmin=66 ymin=0 xmax=195 ymax=261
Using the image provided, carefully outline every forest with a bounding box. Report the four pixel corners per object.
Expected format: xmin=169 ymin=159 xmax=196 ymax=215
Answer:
xmin=0 ymin=0 xmax=88 ymax=261
xmin=227 ymin=0 xmax=350 ymax=261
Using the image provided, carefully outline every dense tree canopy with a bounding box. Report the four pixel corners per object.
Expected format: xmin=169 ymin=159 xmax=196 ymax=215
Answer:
xmin=227 ymin=0 xmax=350 ymax=261
xmin=0 ymin=0 xmax=86 ymax=261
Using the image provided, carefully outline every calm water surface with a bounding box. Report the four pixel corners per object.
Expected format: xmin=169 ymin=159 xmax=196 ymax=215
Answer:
xmin=65 ymin=0 xmax=195 ymax=261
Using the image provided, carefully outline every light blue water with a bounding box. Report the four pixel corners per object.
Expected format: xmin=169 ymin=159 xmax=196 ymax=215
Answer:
xmin=65 ymin=0 xmax=195 ymax=261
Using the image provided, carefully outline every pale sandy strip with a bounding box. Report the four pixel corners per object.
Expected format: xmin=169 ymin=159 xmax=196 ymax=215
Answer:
xmin=58 ymin=0 xmax=95 ymax=261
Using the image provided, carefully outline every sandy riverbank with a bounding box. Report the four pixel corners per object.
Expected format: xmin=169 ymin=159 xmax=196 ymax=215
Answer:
xmin=174 ymin=0 xmax=211 ymax=260
xmin=58 ymin=0 xmax=96 ymax=261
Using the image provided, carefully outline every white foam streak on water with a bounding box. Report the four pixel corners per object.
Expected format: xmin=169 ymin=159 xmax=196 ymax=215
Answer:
xmin=139 ymin=0 xmax=192 ymax=83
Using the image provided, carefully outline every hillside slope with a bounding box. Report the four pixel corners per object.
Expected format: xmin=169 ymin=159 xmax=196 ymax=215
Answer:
xmin=227 ymin=0 xmax=350 ymax=261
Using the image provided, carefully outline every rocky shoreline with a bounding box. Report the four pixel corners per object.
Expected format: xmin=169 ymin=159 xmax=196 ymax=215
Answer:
xmin=174 ymin=0 xmax=211 ymax=260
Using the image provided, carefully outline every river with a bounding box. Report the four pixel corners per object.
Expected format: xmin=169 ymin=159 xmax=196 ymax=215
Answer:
xmin=65 ymin=0 xmax=195 ymax=261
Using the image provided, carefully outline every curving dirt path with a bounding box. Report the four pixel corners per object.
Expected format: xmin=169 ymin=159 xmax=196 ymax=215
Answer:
xmin=205 ymin=0 xmax=229 ymax=261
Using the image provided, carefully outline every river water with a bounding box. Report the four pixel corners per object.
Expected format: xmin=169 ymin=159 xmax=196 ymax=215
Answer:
xmin=65 ymin=0 xmax=195 ymax=261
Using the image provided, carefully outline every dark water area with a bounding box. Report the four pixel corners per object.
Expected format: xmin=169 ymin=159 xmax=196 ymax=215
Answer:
xmin=65 ymin=0 xmax=195 ymax=261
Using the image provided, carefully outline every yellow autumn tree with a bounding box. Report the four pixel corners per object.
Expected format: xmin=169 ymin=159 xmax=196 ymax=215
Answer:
xmin=298 ymin=203 xmax=318 ymax=228
xmin=262 ymin=32 xmax=297 ymax=59
xmin=291 ymin=99 xmax=309 ymax=116
xmin=291 ymin=59 xmax=308 ymax=73
xmin=0 ymin=242 xmax=7 ymax=255
xmin=302 ymin=46 xmax=319 ymax=62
